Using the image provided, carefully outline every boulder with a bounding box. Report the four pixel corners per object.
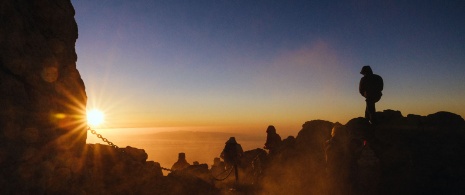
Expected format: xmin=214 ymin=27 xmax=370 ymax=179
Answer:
xmin=426 ymin=111 xmax=465 ymax=128
xmin=124 ymin=146 xmax=149 ymax=163
xmin=296 ymin=120 xmax=334 ymax=150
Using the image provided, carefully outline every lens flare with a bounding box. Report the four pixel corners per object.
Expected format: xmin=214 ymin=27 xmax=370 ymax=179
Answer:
xmin=87 ymin=109 xmax=104 ymax=127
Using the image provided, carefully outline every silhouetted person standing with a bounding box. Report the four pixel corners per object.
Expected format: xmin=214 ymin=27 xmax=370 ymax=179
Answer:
xmin=171 ymin=152 xmax=190 ymax=171
xmin=359 ymin=66 xmax=383 ymax=124
xmin=264 ymin=125 xmax=282 ymax=155
xmin=220 ymin=137 xmax=243 ymax=184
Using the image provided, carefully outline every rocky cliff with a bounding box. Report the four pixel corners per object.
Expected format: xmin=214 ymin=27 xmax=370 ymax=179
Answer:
xmin=257 ymin=110 xmax=465 ymax=195
xmin=0 ymin=0 xmax=88 ymax=193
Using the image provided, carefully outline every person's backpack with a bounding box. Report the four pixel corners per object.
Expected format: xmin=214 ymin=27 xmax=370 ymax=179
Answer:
xmin=373 ymin=74 xmax=384 ymax=92
xmin=223 ymin=143 xmax=238 ymax=164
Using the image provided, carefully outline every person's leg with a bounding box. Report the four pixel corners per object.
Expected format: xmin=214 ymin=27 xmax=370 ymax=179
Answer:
xmin=366 ymin=100 xmax=376 ymax=124
xmin=234 ymin=164 xmax=239 ymax=183
xmin=365 ymin=100 xmax=370 ymax=119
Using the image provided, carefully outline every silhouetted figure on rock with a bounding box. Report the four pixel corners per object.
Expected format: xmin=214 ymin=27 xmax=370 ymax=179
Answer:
xmin=325 ymin=124 xmax=355 ymax=195
xmin=359 ymin=65 xmax=383 ymax=124
xmin=220 ymin=137 xmax=243 ymax=184
xmin=264 ymin=125 xmax=282 ymax=155
xmin=171 ymin=152 xmax=190 ymax=171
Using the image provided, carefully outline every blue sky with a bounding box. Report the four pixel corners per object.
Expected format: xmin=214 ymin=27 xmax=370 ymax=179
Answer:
xmin=72 ymin=0 xmax=465 ymax=135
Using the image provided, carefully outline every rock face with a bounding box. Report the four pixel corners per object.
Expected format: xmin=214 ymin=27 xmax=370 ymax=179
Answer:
xmin=258 ymin=110 xmax=465 ymax=195
xmin=0 ymin=0 xmax=87 ymax=193
xmin=258 ymin=120 xmax=334 ymax=194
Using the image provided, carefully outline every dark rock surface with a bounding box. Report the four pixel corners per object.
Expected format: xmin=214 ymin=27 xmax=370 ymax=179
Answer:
xmin=256 ymin=110 xmax=465 ymax=195
xmin=0 ymin=0 xmax=87 ymax=193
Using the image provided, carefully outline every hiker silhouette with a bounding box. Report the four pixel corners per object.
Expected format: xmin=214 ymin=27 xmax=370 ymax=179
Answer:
xmin=220 ymin=137 xmax=243 ymax=183
xmin=264 ymin=125 xmax=282 ymax=155
xmin=359 ymin=66 xmax=383 ymax=124
xmin=171 ymin=152 xmax=190 ymax=171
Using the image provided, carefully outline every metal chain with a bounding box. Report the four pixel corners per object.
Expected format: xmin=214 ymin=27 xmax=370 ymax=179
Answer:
xmin=87 ymin=126 xmax=119 ymax=149
xmin=212 ymin=166 xmax=234 ymax=181
xmin=85 ymin=126 xmax=244 ymax=177
xmin=86 ymin=126 xmax=173 ymax=172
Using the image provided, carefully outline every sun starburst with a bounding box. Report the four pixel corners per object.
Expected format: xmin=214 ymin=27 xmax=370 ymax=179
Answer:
xmin=87 ymin=109 xmax=105 ymax=127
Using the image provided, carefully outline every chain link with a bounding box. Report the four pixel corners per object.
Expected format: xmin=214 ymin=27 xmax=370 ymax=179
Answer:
xmin=87 ymin=126 xmax=119 ymax=149
xmin=86 ymin=126 xmax=174 ymax=172
xmin=85 ymin=126 xmax=264 ymax=180
xmin=212 ymin=166 xmax=234 ymax=181
xmin=85 ymin=126 xmax=245 ymax=177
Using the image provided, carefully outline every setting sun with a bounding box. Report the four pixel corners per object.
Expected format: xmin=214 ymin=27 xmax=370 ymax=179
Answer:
xmin=87 ymin=109 xmax=104 ymax=127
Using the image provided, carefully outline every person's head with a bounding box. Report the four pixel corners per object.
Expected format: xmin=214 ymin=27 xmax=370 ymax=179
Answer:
xmin=360 ymin=65 xmax=373 ymax=75
xmin=178 ymin=152 xmax=186 ymax=160
xmin=266 ymin=125 xmax=276 ymax=134
xmin=226 ymin=137 xmax=237 ymax=144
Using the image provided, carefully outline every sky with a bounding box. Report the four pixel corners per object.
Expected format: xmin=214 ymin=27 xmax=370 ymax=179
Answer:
xmin=72 ymin=0 xmax=465 ymax=135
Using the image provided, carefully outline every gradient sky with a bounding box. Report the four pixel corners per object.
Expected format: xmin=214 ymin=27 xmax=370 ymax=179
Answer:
xmin=72 ymin=0 xmax=465 ymax=135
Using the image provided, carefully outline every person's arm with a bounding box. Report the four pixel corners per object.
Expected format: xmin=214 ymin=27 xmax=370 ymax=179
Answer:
xmin=237 ymin=144 xmax=244 ymax=157
xmin=379 ymin=75 xmax=384 ymax=91
xmin=264 ymin=135 xmax=270 ymax=149
xmin=359 ymin=77 xmax=366 ymax=97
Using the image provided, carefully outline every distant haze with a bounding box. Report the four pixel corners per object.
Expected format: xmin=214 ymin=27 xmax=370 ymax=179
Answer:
xmin=87 ymin=128 xmax=266 ymax=173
